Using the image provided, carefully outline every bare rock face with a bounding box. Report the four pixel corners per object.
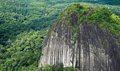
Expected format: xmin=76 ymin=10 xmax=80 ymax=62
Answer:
xmin=38 ymin=4 xmax=120 ymax=71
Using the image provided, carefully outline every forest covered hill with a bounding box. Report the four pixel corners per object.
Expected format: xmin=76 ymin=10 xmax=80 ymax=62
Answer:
xmin=39 ymin=4 xmax=120 ymax=71
xmin=0 ymin=0 xmax=120 ymax=71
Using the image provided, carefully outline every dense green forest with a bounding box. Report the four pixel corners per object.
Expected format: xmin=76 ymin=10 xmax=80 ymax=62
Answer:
xmin=0 ymin=0 xmax=120 ymax=71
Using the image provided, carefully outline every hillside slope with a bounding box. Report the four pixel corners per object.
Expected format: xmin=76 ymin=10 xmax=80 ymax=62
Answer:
xmin=39 ymin=4 xmax=120 ymax=71
xmin=0 ymin=0 xmax=120 ymax=71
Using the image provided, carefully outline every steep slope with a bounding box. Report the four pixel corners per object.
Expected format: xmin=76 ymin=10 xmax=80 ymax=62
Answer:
xmin=38 ymin=4 xmax=120 ymax=71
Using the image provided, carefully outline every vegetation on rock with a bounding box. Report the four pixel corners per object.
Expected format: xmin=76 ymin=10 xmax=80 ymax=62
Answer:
xmin=0 ymin=0 xmax=120 ymax=71
xmin=57 ymin=4 xmax=120 ymax=44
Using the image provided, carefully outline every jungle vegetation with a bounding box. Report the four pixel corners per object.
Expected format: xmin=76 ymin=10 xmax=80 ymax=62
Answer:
xmin=0 ymin=0 xmax=120 ymax=71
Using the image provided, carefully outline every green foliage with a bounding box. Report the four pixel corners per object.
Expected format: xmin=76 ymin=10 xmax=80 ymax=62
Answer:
xmin=0 ymin=0 xmax=120 ymax=71
xmin=2 ymin=30 xmax=47 ymax=71
xmin=64 ymin=67 xmax=78 ymax=71
xmin=39 ymin=64 xmax=79 ymax=71
xmin=105 ymin=0 xmax=120 ymax=5
xmin=57 ymin=3 xmax=120 ymax=48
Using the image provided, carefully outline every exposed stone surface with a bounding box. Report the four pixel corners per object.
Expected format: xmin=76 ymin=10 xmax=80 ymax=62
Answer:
xmin=38 ymin=6 xmax=120 ymax=71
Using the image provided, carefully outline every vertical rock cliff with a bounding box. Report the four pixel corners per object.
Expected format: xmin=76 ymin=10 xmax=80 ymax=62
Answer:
xmin=39 ymin=4 xmax=120 ymax=71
